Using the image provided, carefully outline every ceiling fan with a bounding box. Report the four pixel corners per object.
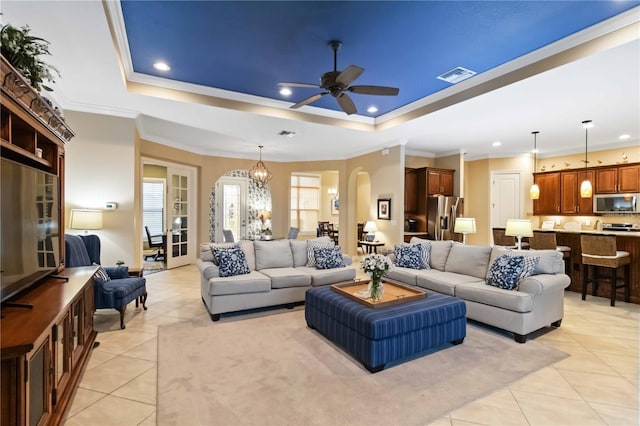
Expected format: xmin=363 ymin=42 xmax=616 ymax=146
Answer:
xmin=278 ymin=40 xmax=399 ymax=115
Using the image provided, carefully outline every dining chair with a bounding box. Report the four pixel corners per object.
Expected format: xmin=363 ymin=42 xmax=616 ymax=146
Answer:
xmin=223 ymin=229 xmax=235 ymax=242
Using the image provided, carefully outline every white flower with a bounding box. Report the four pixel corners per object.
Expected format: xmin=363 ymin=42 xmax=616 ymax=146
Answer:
xmin=360 ymin=253 xmax=392 ymax=275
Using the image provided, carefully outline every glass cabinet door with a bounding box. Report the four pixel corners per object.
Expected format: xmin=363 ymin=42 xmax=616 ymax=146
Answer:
xmin=53 ymin=313 xmax=70 ymax=402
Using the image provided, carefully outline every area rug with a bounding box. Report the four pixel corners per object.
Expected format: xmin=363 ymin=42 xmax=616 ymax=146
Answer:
xmin=142 ymin=260 xmax=164 ymax=275
xmin=157 ymin=310 xmax=567 ymax=425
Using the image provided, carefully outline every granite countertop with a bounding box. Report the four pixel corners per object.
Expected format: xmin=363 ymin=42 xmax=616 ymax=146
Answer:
xmin=535 ymin=228 xmax=640 ymax=237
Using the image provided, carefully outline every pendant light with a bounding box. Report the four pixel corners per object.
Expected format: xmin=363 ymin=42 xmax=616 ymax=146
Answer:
xmin=249 ymin=145 xmax=273 ymax=187
xmin=529 ymin=131 xmax=540 ymax=200
xmin=580 ymin=120 xmax=593 ymax=198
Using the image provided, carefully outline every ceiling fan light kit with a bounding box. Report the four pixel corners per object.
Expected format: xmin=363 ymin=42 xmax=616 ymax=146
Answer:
xmin=279 ymin=40 xmax=399 ymax=115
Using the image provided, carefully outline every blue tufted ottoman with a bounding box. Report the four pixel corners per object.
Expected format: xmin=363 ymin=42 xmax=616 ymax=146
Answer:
xmin=305 ymin=286 xmax=466 ymax=372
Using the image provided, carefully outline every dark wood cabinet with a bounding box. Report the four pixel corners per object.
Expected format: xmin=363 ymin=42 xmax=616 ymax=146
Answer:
xmin=560 ymin=170 xmax=594 ymax=215
xmin=595 ymin=167 xmax=618 ymax=194
xmin=618 ymin=164 xmax=640 ymax=193
xmin=1 ymin=268 xmax=97 ymax=426
xmin=404 ymin=168 xmax=418 ymax=213
xmin=533 ymin=172 xmax=560 ymax=215
xmin=427 ymin=168 xmax=454 ymax=195
xmin=594 ymin=163 xmax=640 ymax=194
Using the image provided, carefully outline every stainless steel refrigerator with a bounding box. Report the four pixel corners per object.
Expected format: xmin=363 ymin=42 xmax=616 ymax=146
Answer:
xmin=426 ymin=195 xmax=464 ymax=241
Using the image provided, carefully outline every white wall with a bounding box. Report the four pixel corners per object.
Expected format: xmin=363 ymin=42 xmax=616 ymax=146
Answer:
xmin=64 ymin=111 xmax=138 ymax=267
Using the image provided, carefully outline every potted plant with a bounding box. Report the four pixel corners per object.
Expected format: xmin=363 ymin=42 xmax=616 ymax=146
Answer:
xmin=0 ymin=24 xmax=59 ymax=92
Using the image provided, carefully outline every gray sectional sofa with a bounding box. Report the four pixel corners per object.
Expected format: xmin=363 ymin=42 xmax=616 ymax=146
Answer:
xmin=385 ymin=238 xmax=571 ymax=343
xmin=199 ymin=237 xmax=356 ymax=321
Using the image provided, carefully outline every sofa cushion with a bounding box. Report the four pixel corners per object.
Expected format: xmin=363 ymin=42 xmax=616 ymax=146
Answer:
xmin=259 ymin=268 xmax=312 ymax=289
xmin=306 ymin=238 xmax=335 ymax=267
xmin=296 ymin=266 xmax=356 ymax=287
xmin=412 ymin=238 xmax=452 ymax=270
xmin=385 ymin=266 xmax=418 ymax=286
xmin=445 ymin=244 xmax=492 ymax=279
xmin=486 ymin=254 xmax=525 ymax=290
xmin=206 ymin=271 xmax=271 ymax=296
xmin=202 ymin=241 xmax=256 ymax=270
xmin=415 ymin=270 xmax=485 ymax=296
xmin=394 ymin=244 xmax=424 ymax=269
xmin=213 ymin=245 xmax=251 ymax=277
xmin=455 ymin=282 xmax=534 ymax=313
xmin=290 ymin=240 xmax=308 ymax=267
xmin=314 ymin=246 xmax=345 ymax=269
xmin=255 ymin=240 xmax=293 ymax=270
xmin=490 ymin=247 xmax=563 ymax=275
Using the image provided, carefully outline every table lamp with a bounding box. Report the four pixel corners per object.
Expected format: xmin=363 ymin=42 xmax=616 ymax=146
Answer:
xmin=70 ymin=209 xmax=103 ymax=234
xmin=505 ymin=219 xmax=533 ymax=250
xmin=454 ymin=217 xmax=476 ymax=245
xmin=363 ymin=221 xmax=377 ymax=242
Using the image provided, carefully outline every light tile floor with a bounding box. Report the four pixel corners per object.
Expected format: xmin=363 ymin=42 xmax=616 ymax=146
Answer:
xmin=63 ymin=264 xmax=639 ymax=425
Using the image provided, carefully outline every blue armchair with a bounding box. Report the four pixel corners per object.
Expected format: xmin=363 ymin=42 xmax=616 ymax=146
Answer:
xmin=65 ymin=234 xmax=147 ymax=329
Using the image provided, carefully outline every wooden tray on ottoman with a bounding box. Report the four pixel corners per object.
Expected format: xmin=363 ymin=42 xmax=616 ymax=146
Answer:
xmin=331 ymin=279 xmax=426 ymax=308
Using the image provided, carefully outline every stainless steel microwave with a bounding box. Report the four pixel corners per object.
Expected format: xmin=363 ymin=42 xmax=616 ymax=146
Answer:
xmin=594 ymin=193 xmax=640 ymax=214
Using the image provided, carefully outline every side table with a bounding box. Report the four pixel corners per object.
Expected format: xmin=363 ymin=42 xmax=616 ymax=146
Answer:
xmin=127 ymin=267 xmax=146 ymax=308
xmin=359 ymin=241 xmax=384 ymax=254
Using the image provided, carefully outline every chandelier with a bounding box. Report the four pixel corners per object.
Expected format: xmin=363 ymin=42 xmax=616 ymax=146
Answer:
xmin=250 ymin=145 xmax=272 ymax=187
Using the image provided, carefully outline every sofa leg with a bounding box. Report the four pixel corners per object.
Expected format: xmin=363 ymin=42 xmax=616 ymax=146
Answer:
xmin=364 ymin=363 xmax=385 ymax=373
xmin=286 ymin=303 xmax=295 ymax=309
xmin=210 ymin=313 xmax=221 ymax=322
xmin=451 ymin=338 xmax=464 ymax=345
xmin=118 ymin=306 xmax=126 ymax=329
xmin=514 ymin=333 xmax=527 ymax=344
xmin=552 ymin=319 xmax=562 ymax=327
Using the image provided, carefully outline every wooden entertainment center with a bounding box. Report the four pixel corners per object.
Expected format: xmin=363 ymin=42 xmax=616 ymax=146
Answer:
xmin=1 ymin=56 xmax=97 ymax=425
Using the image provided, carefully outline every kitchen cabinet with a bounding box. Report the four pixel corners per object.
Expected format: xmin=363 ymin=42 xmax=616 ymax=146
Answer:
xmin=595 ymin=163 xmax=640 ymax=194
xmin=595 ymin=167 xmax=618 ymax=194
xmin=533 ymin=172 xmax=560 ymax=215
xmin=560 ymin=170 xmax=594 ymax=215
xmin=619 ymin=164 xmax=640 ymax=193
xmin=404 ymin=168 xmax=418 ymax=213
xmin=427 ymin=168 xmax=454 ymax=195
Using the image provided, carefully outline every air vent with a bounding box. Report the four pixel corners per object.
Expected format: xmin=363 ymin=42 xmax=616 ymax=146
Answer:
xmin=278 ymin=130 xmax=296 ymax=138
xmin=437 ymin=67 xmax=476 ymax=84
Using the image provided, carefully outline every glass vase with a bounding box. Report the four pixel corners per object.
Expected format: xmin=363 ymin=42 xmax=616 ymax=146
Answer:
xmin=369 ymin=276 xmax=384 ymax=302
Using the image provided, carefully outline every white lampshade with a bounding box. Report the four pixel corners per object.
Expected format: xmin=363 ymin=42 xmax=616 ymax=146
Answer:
xmin=363 ymin=221 xmax=377 ymax=242
xmin=454 ymin=217 xmax=476 ymax=245
xmin=70 ymin=209 xmax=103 ymax=232
xmin=454 ymin=217 xmax=476 ymax=234
xmin=505 ymin=219 xmax=532 ymax=250
xmin=505 ymin=219 xmax=533 ymax=238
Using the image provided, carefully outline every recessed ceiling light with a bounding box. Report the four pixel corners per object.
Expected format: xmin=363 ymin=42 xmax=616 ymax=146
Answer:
xmin=153 ymin=61 xmax=171 ymax=72
xmin=619 ymin=134 xmax=631 ymax=140
xmin=279 ymin=87 xmax=292 ymax=96
xmin=367 ymin=106 xmax=378 ymax=114
xmin=531 ymin=149 xmax=539 ymax=153
xmin=492 ymin=141 xmax=501 ymax=147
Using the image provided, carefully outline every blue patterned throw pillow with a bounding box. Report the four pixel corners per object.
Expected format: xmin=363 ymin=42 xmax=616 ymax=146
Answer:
xmin=394 ymin=244 xmax=424 ymax=269
xmin=505 ymin=250 xmax=540 ymax=289
xmin=313 ymin=246 xmax=345 ymax=269
xmin=94 ymin=266 xmax=110 ymax=283
xmin=486 ymin=254 xmax=525 ymax=290
xmin=212 ymin=245 xmax=250 ymax=277
xmin=307 ymin=239 xmax=335 ymax=267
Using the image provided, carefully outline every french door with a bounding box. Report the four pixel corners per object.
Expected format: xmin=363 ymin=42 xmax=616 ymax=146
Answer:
xmin=216 ymin=177 xmax=247 ymax=242
xmin=142 ymin=158 xmax=197 ymax=269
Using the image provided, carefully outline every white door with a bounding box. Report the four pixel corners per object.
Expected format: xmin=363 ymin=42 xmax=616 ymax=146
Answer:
xmin=216 ymin=177 xmax=248 ymax=242
xmin=491 ymin=172 xmax=521 ymax=233
xmin=165 ymin=165 xmax=197 ymax=269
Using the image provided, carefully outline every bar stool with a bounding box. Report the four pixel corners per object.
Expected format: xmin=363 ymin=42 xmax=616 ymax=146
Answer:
xmin=580 ymin=234 xmax=630 ymax=307
xmin=530 ymin=230 xmax=571 ymax=275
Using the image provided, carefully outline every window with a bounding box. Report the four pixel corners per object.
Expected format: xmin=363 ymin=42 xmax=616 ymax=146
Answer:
xmin=290 ymin=174 xmax=320 ymax=234
xmin=143 ymin=179 xmax=165 ymax=238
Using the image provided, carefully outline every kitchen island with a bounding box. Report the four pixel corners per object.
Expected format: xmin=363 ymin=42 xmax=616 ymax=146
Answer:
xmin=544 ymin=228 xmax=640 ymax=304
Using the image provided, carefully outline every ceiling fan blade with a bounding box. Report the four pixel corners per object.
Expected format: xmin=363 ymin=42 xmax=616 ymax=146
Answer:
xmin=336 ymin=65 xmax=364 ymax=86
xmin=348 ymin=85 xmax=400 ymax=96
xmin=336 ymin=93 xmax=357 ymax=115
xmin=278 ymin=82 xmax=319 ymax=88
xmin=290 ymin=92 xmax=327 ymax=109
